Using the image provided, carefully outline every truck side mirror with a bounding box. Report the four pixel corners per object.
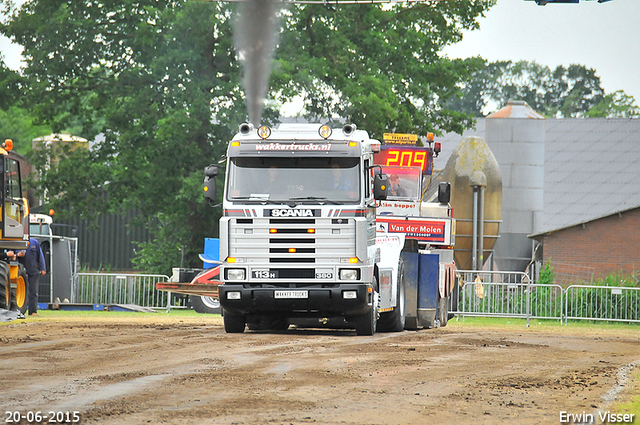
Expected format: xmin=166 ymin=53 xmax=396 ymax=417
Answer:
xmin=374 ymin=174 xmax=388 ymax=201
xmin=204 ymin=165 xmax=218 ymax=177
xmin=438 ymin=182 xmax=451 ymax=204
xmin=204 ymin=176 xmax=216 ymax=202
xmin=204 ymin=165 xmax=218 ymax=202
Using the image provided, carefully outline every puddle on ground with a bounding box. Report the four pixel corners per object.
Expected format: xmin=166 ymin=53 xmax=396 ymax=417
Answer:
xmin=47 ymin=374 xmax=171 ymax=411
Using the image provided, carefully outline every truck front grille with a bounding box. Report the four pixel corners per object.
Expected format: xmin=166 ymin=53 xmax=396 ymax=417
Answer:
xmin=229 ymin=217 xmax=356 ymax=280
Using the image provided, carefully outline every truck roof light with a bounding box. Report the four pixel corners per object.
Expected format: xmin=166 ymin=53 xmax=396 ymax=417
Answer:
xmin=227 ymin=257 xmax=237 ymax=263
xmin=2 ymin=139 xmax=13 ymax=151
xmin=289 ymin=248 xmax=296 ymax=253
xmin=427 ymin=132 xmax=434 ymax=142
xmin=319 ymin=125 xmax=332 ymax=139
xmin=307 ymin=229 xmax=315 ymax=233
xmin=434 ymin=142 xmax=441 ymax=157
xmin=349 ymin=257 xmax=358 ymax=263
xmin=348 ymin=142 xmax=357 ymax=147
xmin=269 ymin=229 xmax=277 ymax=233
xmin=257 ymin=125 xmax=271 ymax=140
xmin=231 ymin=141 xmax=240 ymax=147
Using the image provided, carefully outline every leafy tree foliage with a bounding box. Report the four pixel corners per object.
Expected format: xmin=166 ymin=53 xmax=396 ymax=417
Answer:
xmin=274 ymin=1 xmax=496 ymax=138
xmin=445 ymin=59 xmax=638 ymax=118
xmin=3 ymin=0 xmax=238 ymax=273
xmin=586 ymin=90 xmax=640 ymax=118
xmin=1 ymin=0 xmax=495 ymax=273
xmin=0 ymin=106 xmax=52 ymax=153
xmin=0 ymin=59 xmax=21 ymax=109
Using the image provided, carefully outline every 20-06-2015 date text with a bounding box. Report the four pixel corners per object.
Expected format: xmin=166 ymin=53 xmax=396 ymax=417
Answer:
xmin=5 ymin=411 xmax=80 ymax=423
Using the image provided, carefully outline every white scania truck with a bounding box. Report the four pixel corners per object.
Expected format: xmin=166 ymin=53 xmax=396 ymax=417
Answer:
xmin=203 ymin=123 xmax=455 ymax=335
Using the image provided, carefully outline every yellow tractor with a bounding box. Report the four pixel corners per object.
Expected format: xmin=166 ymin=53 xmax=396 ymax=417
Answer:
xmin=0 ymin=139 xmax=30 ymax=314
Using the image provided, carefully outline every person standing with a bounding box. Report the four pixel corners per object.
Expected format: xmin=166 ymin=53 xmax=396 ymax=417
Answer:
xmin=17 ymin=238 xmax=46 ymax=316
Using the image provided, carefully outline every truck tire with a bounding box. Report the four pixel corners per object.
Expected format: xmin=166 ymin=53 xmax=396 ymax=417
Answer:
xmin=378 ymin=260 xmax=405 ymax=332
xmin=355 ymin=277 xmax=377 ymax=336
xmin=355 ymin=304 xmax=376 ymax=336
xmin=223 ymin=309 xmax=246 ymax=333
xmin=0 ymin=262 xmax=9 ymax=310
xmin=15 ymin=264 xmax=29 ymax=314
xmin=190 ymin=295 xmax=221 ymax=315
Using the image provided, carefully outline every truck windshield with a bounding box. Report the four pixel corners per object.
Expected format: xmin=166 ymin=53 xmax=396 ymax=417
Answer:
xmin=30 ymin=223 xmax=51 ymax=236
xmin=227 ymin=157 xmax=360 ymax=203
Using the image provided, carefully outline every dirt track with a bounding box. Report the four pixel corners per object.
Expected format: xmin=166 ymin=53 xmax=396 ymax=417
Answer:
xmin=1 ymin=314 xmax=639 ymax=424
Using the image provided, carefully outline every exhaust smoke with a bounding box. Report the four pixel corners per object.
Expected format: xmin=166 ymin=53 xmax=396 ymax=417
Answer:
xmin=234 ymin=0 xmax=281 ymax=126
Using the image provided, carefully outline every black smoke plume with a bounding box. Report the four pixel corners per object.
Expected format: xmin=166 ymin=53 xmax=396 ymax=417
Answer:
xmin=234 ymin=0 xmax=281 ymax=126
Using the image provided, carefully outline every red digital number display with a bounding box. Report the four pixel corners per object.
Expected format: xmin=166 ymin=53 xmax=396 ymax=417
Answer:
xmin=373 ymin=145 xmax=432 ymax=175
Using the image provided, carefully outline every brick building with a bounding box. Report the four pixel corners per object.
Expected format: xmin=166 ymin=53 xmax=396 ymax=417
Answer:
xmin=530 ymin=207 xmax=640 ymax=284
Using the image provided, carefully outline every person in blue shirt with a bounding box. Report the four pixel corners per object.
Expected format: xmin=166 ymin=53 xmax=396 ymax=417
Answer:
xmin=16 ymin=238 xmax=47 ymax=316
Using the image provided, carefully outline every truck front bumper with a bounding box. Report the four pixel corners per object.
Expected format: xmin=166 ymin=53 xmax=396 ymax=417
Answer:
xmin=219 ymin=283 xmax=373 ymax=318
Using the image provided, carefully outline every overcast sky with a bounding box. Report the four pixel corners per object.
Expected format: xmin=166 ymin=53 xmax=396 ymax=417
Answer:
xmin=2 ymin=0 xmax=639 ymax=110
xmin=443 ymin=0 xmax=640 ymax=109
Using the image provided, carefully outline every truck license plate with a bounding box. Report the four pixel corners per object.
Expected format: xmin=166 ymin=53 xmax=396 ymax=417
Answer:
xmin=274 ymin=290 xmax=308 ymax=299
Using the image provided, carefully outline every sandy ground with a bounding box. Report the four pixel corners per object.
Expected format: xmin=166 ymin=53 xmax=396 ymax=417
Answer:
xmin=1 ymin=314 xmax=639 ymax=425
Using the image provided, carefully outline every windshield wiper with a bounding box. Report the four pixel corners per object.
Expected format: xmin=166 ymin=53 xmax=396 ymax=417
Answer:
xmin=288 ymin=196 xmax=340 ymax=205
xmin=229 ymin=195 xmax=285 ymax=204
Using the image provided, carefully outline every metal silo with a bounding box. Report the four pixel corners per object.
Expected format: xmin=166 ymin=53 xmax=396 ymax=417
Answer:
xmin=439 ymin=136 xmax=502 ymax=271
xmin=486 ymin=100 xmax=545 ymax=272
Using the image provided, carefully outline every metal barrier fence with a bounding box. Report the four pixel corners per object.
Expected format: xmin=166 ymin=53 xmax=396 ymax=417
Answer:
xmin=73 ymin=273 xmax=179 ymax=309
xmin=70 ymin=272 xmax=639 ymax=323
xmin=565 ymin=285 xmax=640 ymax=324
xmin=453 ymin=270 xmax=563 ymax=325
xmin=452 ymin=270 xmax=639 ymax=325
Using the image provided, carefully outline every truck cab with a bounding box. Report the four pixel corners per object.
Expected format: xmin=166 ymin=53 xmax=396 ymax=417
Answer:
xmin=211 ymin=123 xmax=386 ymax=334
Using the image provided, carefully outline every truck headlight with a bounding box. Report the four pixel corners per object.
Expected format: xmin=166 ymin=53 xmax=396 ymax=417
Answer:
xmin=339 ymin=269 xmax=359 ymax=280
xmin=226 ymin=268 xmax=246 ymax=280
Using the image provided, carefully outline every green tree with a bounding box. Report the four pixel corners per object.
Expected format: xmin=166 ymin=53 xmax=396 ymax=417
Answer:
xmin=0 ymin=59 xmax=22 ymax=109
xmin=0 ymin=59 xmax=48 ymax=153
xmin=1 ymin=0 xmax=495 ymax=273
xmin=273 ymin=1 xmax=496 ymax=138
xmin=587 ymin=90 xmax=640 ymax=118
xmin=445 ymin=59 xmax=638 ymax=118
xmin=0 ymin=106 xmax=51 ymax=154
xmin=3 ymin=0 xmax=239 ymax=273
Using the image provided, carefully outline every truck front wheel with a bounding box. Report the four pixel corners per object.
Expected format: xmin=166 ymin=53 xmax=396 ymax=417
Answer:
xmin=355 ymin=278 xmax=378 ymax=336
xmin=0 ymin=262 xmax=9 ymax=310
xmin=223 ymin=309 xmax=246 ymax=333
xmin=15 ymin=265 xmax=29 ymax=314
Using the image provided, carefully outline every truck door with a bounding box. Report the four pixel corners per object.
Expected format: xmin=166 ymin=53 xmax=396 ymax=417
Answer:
xmin=1 ymin=157 xmax=27 ymax=239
